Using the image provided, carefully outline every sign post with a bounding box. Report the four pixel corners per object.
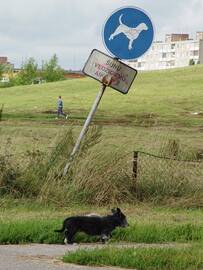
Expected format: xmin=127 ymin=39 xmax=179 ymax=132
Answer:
xmin=63 ymin=83 xmax=106 ymax=176
xmin=63 ymin=6 xmax=154 ymax=176
xmin=63 ymin=50 xmax=137 ymax=176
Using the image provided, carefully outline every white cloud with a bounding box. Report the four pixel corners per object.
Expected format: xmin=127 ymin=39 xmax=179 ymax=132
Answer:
xmin=0 ymin=0 xmax=202 ymax=69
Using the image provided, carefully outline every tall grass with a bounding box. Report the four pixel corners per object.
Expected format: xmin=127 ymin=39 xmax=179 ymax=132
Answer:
xmin=0 ymin=125 xmax=134 ymax=205
xmin=0 ymin=137 xmax=21 ymax=195
xmin=16 ymin=128 xmax=75 ymax=198
xmin=136 ymin=138 xmax=203 ymax=205
xmin=63 ymin=147 xmax=135 ymax=205
xmin=0 ymin=127 xmax=202 ymax=206
xmin=38 ymin=125 xmax=135 ymax=205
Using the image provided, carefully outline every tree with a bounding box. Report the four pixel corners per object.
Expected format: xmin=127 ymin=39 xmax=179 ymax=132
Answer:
xmin=15 ymin=58 xmax=38 ymax=85
xmin=42 ymin=54 xmax=64 ymax=82
xmin=189 ymin=59 xmax=195 ymax=66
xmin=0 ymin=64 xmax=4 ymax=80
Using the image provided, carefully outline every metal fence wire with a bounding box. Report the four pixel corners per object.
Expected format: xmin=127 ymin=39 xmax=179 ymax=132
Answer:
xmin=133 ymin=151 xmax=203 ymax=198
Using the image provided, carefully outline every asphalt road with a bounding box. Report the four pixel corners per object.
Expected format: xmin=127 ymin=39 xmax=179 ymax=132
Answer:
xmin=0 ymin=243 xmax=189 ymax=270
xmin=0 ymin=244 xmax=123 ymax=270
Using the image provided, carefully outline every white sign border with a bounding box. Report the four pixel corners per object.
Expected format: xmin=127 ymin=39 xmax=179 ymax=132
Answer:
xmin=82 ymin=49 xmax=138 ymax=94
xmin=102 ymin=5 xmax=155 ymax=61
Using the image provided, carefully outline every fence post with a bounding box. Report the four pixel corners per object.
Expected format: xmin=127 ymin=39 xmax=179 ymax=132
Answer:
xmin=133 ymin=151 xmax=138 ymax=191
xmin=0 ymin=104 xmax=4 ymax=122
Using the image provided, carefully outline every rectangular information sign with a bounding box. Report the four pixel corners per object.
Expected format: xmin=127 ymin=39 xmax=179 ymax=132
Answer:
xmin=83 ymin=49 xmax=138 ymax=94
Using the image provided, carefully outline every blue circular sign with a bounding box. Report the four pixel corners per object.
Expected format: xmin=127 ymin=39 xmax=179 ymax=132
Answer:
xmin=103 ymin=7 xmax=154 ymax=60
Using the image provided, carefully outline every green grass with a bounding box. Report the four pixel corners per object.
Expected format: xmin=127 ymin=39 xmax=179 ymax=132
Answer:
xmin=63 ymin=245 xmax=203 ymax=270
xmin=0 ymin=219 xmax=202 ymax=244
xmin=0 ymin=65 xmax=203 ymax=158
xmin=0 ymin=65 xmax=203 ymax=127
xmin=0 ymin=202 xmax=202 ymax=244
xmin=1 ymin=65 xmax=202 ymax=161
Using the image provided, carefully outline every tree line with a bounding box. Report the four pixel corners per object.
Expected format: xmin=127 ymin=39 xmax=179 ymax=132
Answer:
xmin=0 ymin=54 xmax=64 ymax=87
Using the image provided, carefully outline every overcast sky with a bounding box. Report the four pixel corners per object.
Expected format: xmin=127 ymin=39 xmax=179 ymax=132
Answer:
xmin=0 ymin=0 xmax=203 ymax=69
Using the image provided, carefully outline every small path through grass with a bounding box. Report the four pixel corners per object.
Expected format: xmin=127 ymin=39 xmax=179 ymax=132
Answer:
xmin=0 ymin=243 xmax=190 ymax=270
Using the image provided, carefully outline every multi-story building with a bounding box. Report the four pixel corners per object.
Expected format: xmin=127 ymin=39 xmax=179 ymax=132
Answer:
xmin=128 ymin=32 xmax=203 ymax=71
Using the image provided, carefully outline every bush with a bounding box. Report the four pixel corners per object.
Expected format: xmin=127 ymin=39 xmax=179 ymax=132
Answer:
xmin=189 ymin=59 xmax=195 ymax=65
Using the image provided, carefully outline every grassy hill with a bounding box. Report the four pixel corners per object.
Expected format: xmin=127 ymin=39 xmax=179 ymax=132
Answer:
xmin=0 ymin=65 xmax=203 ymax=206
xmin=0 ymin=65 xmax=203 ymax=127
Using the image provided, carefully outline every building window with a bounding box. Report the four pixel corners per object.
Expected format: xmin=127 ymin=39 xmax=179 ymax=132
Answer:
xmin=190 ymin=50 xmax=199 ymax=56
xmin=162 ymin=53 xmax=167 ymax=58
xmin=170 ymin=60 xmax=175 ymax=66
xmin=171 ymin=43 xmax=175 ymax=49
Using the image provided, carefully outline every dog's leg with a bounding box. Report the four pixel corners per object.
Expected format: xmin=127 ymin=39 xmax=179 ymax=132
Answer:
xmin=101 ymin=233 xmax=109 ymax=244
xmin=128 ymin=39 xmax=134 ymax=50
xmin=64 ymin=237 xmax=68 ymax=244
xmin=109 ymin=27 xmax=122 ymax=40
xmin=109 ymin=32 xmax=116 ymax=40
xmin=65 ymin=229 xmax=76 ymax=244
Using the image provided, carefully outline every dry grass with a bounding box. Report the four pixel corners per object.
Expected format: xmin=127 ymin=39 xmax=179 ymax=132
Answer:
xmin=0 ymin=126 xmax=202 ymax=207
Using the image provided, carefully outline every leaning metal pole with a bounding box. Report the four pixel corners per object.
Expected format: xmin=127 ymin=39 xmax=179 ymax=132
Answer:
xmin=63 ymin=83 xmax=107 ymax=176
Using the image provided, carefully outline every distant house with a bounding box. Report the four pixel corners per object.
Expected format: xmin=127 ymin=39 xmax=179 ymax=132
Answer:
xmin=0 ymin=56 xmax=14 ymax=83
xmin=0 ymin=56 xmax=14 ymax=70
xmin=0 ymin=57 xmax=7 ymax=64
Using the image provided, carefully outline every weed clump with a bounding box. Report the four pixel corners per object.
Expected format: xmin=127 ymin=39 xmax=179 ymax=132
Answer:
xmin=39 ymin=126 xmax=135 ymax=205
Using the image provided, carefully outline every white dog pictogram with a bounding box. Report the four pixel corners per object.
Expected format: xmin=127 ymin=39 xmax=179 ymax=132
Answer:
xmin=109 ymin=14 xmax=148 ymax=50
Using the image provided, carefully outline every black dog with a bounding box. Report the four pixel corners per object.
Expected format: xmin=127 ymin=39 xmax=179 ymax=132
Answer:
xmin=54 ymin=208 xmax=128 ymax=244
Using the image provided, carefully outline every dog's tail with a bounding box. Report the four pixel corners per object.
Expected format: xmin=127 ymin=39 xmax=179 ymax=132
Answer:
xmin=119 ymin=14 xmax=124 ymax=25
xmin=54 ymin=223 xmax=65 ymax=233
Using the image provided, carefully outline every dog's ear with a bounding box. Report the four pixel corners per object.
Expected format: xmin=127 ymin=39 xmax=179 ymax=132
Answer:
xmin=111 ymin=208 xmax=117 ymax=214
xmin=116 ymin=208 xmax=121 ymax=213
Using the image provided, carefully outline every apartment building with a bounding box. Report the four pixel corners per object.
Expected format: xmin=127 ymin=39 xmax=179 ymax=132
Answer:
xmin=128 ymin=32 xmax=203 ymax=71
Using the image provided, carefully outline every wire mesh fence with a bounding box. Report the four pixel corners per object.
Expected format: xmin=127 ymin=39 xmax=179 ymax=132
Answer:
xmin=132 ymin=150 xmax=203 ymax=200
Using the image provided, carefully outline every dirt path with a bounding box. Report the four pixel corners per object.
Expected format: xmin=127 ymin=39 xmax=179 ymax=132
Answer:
xmin=0 ymin=243 xmax=189 ymax=270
